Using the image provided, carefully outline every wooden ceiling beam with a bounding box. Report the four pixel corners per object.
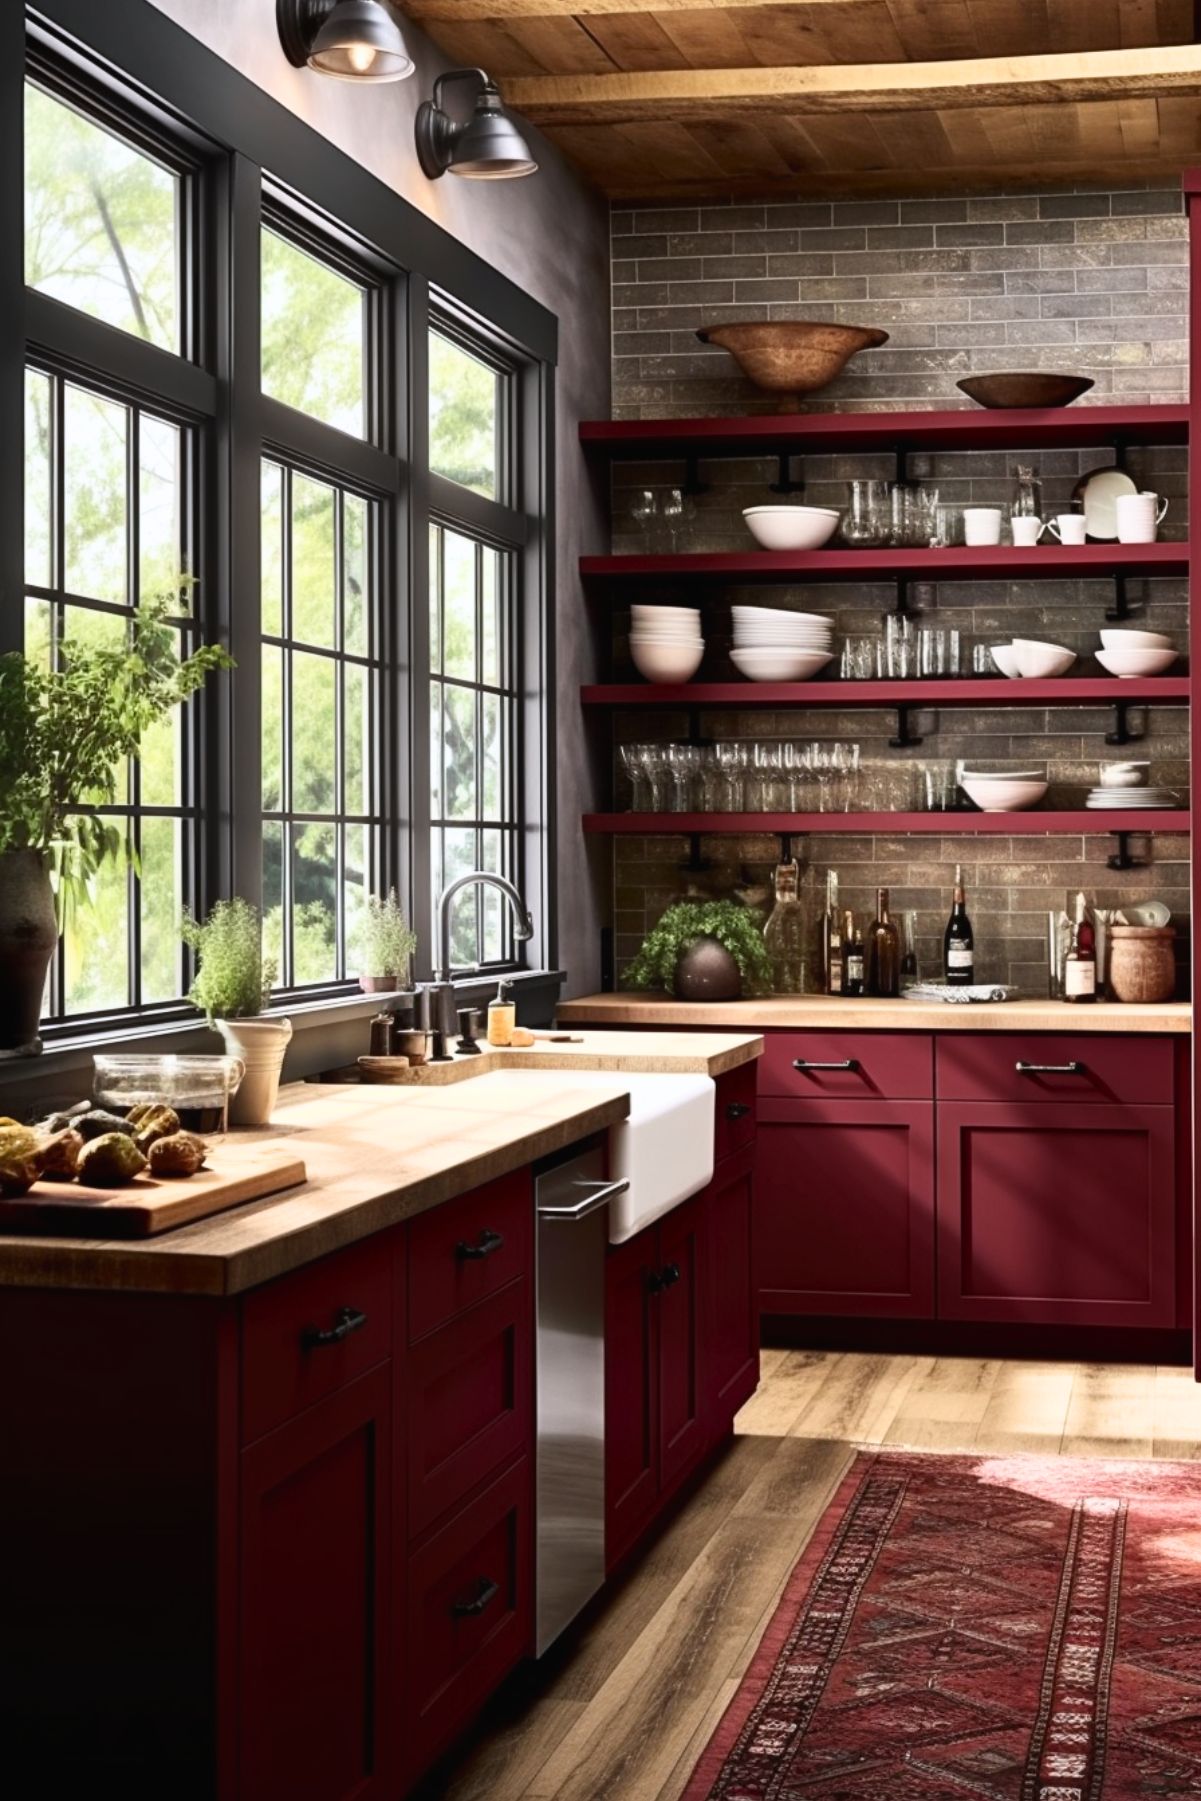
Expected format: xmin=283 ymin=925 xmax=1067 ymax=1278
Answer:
xmin=502 ymin=43 xmax=1201 ymax=124
xmin=402 ymin=0 xmax=847 ymax=17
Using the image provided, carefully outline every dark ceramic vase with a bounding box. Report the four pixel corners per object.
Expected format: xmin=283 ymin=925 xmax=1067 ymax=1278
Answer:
xmin=672 ymin=935 xmax=743 ymax=1002
xmin=0 ymin=850 xmax=58 ymax=1054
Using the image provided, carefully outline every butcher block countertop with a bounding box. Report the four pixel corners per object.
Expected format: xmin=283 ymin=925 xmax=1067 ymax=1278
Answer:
xmin=0 ymin=1031 xmax=762 ymax=1297
xmin=557 ymin=992 xmax=1192 ymax=1035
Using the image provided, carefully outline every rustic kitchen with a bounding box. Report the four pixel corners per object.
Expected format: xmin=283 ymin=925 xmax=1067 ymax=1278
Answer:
xmin=3 ymin=3 xmax=1201 ymax=1797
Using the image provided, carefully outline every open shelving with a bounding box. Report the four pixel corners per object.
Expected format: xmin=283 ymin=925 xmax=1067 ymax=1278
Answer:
xmin=581 ymin=677 xmax=1191 ymax=711
xmin=581 ymin=542 xmax=1188 ymax=586
xmin=583 ymin=811 xmax=1191 ymax=837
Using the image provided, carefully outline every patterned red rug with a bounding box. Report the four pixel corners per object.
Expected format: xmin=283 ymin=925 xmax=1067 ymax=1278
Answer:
xmin=683 ymin=1450 xmax=1201 ymax=1800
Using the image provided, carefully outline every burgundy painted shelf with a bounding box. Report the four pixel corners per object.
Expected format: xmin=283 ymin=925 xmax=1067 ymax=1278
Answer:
xmin=581 ymin=543 xmax=1188 ymax=585
xmin=581 ymin=677 xmax=1191 ymax=709
xmin=580 ymin=403 xmax=1189 ymax=459
xmin=583 ymin=811 xmax=1191 ymax=835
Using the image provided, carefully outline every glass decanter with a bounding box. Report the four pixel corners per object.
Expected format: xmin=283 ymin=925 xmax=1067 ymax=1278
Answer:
xmin=1011 ymin=462 xmax=1043 ymax=518
xmin=763 ymin=859 xmax=806 ymax=994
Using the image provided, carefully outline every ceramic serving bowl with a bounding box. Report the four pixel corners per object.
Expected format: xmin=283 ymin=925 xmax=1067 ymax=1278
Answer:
xmin=1099 ymin=628 xmax=1174 ymax=652
xmin=1096 ymin=647 xmax=1179 ymax=678
xmin=989 ymin=644 xmax=1022 ymax=678
xmin=1010 ymin=639 xmax=1077 ymax=679
xmin=730 ymin=648 xmax=833 ymax=682
xmin=630 ymin=639 xmax=704 ymax=683
xmin=960 ymin=775 xmax=1049 ymax=813
xmin=697 ymin=321 xmax=889 ymax=403
xmin=742 ymin=506 xmax=840 ymax=551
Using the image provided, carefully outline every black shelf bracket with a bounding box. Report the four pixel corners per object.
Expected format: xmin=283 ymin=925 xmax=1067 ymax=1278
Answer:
xmin=889 ymin=703 xmax=924 ymax=749
xmin=1105 ymin=700 xmax=1146 ymax=746
xmin=679 ymin=831 xmax=713 ymax=874
xmin=769 ymin=453 xmax=804 ymax=496
xmin=1107 ymin=830 xmax=1148 ymax=872
xmin=681 ymin=453 xmax=710 ymax=497
xmin=1105 ymin=572 xmax=1141 ymax=622
xmin=778 ymin=833 xmax=795 ymax=864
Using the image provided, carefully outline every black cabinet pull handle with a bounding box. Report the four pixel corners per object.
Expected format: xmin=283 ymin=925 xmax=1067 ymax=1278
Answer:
xmin=456 ymin=1228 xmax=505 ymax=1261
xmin=301 ymin=1305 xmax=367 ymax=1350
xmin=793 ymin=1058 xmax=859 ymax=1072
xmin=1015 ymin=1060 xmax=1085 ymax=1075
xmin=451 ymin=1577 xmax=499 ymax=1618
xmin=725 ymin=1101 xmax=751 ymax=1119
xmin=660 ymin=1262 xmax=681 ymax=1290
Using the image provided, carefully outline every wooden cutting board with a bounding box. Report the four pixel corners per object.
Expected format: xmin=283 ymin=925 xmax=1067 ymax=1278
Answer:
xmin=0 ymin=1145 xmax=308 ymax=1238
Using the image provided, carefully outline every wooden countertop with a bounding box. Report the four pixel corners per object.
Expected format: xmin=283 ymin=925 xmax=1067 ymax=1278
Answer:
xmin=0 ymin=1032 xmax=763 ymax=1298
xmin=557 ymin=993 xmax=1193 ymax=1034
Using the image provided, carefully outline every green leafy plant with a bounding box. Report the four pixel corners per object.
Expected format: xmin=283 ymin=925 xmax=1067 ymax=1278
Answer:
xmin=624 ymin=900 xmax=773 ymax=996
xmin=353 ymin=887 xmax=417 ymax=978
xmin=0 ymin=585 xmax=232 ymax=922
xmin=183 ymin=897 xmax=277 ymax=1022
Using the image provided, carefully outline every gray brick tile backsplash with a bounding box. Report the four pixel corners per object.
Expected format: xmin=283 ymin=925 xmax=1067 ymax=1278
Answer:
xmin=606 ymin=182 xmax=1190 ymax=990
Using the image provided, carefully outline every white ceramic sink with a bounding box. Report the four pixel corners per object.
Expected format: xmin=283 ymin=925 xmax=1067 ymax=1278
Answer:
xmin=547 ymin=1071 xmax=715 ymax=1242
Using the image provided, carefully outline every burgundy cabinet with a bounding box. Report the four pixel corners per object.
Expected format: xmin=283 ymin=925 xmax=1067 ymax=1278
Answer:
xmin=703 ymin=1147 xmax=759 ymax=1429
xmin=759 ymin=1030 xmax=934 ymax=1100
xmin=604 ymin=1224 xmax=661 ymax=1568
xmin=239 ymin=1365 xmax=393 ymax=1801
xmin=757 ymin=1098 xmax=936 ymax=1319
xmin=937 ymin=1101 xmax=1176 ymax=1327
xmin=658 ymin=1193 xmax=707 ymax=1492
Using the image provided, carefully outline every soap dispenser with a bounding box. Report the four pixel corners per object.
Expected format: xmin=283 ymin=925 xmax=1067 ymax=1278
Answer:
xmin=487 ymin=977 xmax=516 ymax=1047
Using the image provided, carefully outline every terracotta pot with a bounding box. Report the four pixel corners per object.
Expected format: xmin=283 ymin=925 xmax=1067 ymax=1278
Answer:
xmin=0 ymin=850 xmax=58 ymax=1055
xmin=359 ymin=974 xmax=398 ymax=994
xmin=217 ymin=1016 xmax=293 ymax=1125
xmin=1107 ymin=925 xmax=1176 ymax=1004
xmin=696 ymin=320 xmax=888 ymax=405
xmin=672 ymin=936 xmax=742 ymax=1002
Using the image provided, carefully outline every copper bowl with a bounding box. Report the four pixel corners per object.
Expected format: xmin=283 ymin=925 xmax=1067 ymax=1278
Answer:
xmin=696 ymin=320 xmax=889 ymax=402
xmin=957 ymin=372 xmax=1095 ymax=409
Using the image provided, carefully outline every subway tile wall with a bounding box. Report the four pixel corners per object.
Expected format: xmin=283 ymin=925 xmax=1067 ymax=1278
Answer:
xmin=605 ymin=185 xmax=1191 ymax=994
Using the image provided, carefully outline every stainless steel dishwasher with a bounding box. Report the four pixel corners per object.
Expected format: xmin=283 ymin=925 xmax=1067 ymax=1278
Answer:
xmin=534 ymin=1140 xmax=628 ymax=1655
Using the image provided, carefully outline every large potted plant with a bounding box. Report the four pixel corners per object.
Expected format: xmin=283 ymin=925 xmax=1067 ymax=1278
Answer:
xmin=353 ymin=888 xmax=416 ymax=993
xmin=624 ymin=900 xmax=773 ymax=1001
xmin=0 ymin=590 xmax=231 ymax=1055
xmin=183 ymin=897 xmax=287 ymax=1126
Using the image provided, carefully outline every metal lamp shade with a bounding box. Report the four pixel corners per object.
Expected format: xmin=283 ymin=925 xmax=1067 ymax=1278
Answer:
xmin=307 ymin=0 xmax=413 ymax=80
xmin=450 ymin=101 xmax=539 ymax=178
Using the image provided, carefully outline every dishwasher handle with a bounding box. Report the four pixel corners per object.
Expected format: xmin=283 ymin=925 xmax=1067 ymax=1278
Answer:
xmin=537 ymin=1177 xmax=630 ymax=1222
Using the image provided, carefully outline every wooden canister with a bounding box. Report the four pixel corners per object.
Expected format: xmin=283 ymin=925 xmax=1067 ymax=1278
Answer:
xmin=1108 ymin=925 xmax=1176 ymax=1003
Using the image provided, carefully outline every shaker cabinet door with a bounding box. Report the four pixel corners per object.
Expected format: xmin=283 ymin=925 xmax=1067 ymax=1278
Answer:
xmin=657 ymin=1193 xmax=707 ymax=1493
xmin=604 ymin=1226 xmax=660 ymax=1569
xmin=703 ymin=1150 xmax=759 ymax=1432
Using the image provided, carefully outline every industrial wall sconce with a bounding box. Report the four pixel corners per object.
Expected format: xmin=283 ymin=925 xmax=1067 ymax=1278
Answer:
xmin=415 ymin=68 xmax=538 ymax=180
xmin=277 ymin=0 xmax=414 ymax=81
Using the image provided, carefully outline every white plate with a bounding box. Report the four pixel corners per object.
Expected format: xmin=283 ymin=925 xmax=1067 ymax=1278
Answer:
xmin=732 ymin=606 xmax=833 ymax=626
xmin=1073 ymin=465 xmax=1137 ymax=540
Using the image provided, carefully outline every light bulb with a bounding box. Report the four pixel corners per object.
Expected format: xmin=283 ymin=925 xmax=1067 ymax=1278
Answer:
xmin=346 ymin=41 xmax=376 ymax=73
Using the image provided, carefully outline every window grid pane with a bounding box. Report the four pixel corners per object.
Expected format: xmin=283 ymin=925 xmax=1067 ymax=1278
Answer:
xmin=261 ymin=228 xmax=367 ymax=439
xmin=262 ymin=459 xmax=380 ymax=991
xmin=429 ymin=330 xmax=501 ymax=500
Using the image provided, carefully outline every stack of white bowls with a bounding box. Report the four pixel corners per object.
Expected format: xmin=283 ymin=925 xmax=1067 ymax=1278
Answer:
xmin=1096 ymin=627 xmax=1179 ymax=679
xmin=630 ymin=605 xmax=704 ymax=683
xmin=730 ymin=605 xmax=835 ymax=682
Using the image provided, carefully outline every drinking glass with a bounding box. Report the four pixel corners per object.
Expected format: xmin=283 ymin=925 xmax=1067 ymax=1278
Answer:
xmin=971 ymin=643 xmax=995 ymax=675
xmin=918 ymin=760 xmax=956 ymax=811
xmin=629 ymin=488 xmax=659 ymax=538
xmin=883 ymin=612 xmax=915 ymax=679
xmin=839 ymin=636 xmax=877 ymax=681
xmin=918 ymin=627 xmax=961 ymax=678
xmin=641 ymin=743 xmax=670 ymax=811
xmin=929 ymin=503 xmax=962 ymax=549
xmin=660 ymin=485 xmax=695 ymax=552
xmin=714 ymin=742 xmax=743 ymax=811
xmin=843 ymin=479 xmax=888 ymax=547
xmin=619 ymin=742 xmax=650 ymax=811
xmin=908 ymin=486 xmax=940 ymax=547
xmin=665 ymin=743 xmax=697 ymax=812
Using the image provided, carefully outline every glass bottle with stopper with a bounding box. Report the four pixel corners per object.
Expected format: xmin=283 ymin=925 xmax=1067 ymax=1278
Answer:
xmin=764 ymin=858 xmax=806 ymax=994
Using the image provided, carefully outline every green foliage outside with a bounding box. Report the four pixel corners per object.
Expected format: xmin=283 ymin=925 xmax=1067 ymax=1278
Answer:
xmin=624 ymin=902 xmax=774 ymax=997
xmin=183 ymin=897 xmax=277 ymax=1023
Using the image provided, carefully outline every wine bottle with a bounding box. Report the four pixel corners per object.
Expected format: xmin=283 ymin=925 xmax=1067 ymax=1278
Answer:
xmin=1064 ymin=890 xmax=1096 ymax=1004
xmin=943 ymin=863 xmax=975 ymax=986
xmin=827 ymin=907 xmax=843 ymax=995
xmin=820 ymin=869 xmax=839 ymax=990
xmin=867 ymin=886 xmax=900 ymax=998
xmin=843 ymin=911 xmax=864 ymax=996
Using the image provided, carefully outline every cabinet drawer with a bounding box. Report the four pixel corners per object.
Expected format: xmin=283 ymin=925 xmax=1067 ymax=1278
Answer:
xmin=405 ymin=1457 xmax=531 ymax=1782
xmin=714 ymin=1061 xmax=757 ymax=1163
xmin=406 ymin=1279 xmax=532 ymax=1538
xmin=241 ymin=1236 xmax=394 ymax=1446
xmin=936 ymin=1034 xmax=1174 ymax=1106
xmin=408 ymin=1170 xmax=532 ymax=1344
xmin=760 ymin=1031 xmax=933 ymax=1100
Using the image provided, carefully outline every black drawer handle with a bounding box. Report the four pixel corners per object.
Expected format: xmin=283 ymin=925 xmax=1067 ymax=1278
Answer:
xmin=793 ymin=1058 xmax=859 ymax=1072
xmin=451 ymin=1577 xmax=499 ymax=1618
xmin=649 ymin=1262 xmax=681 ymax=1296
xmin=1015 ymin=1061 xmax=1085 ymax=1076
xmin=301 ymin=1305 xmax=367 ymax=1350
xmin=456 ymin=1228 xmax=505 ymax=1261
xmin=726 ymin=1101 xmax=752 ymax=1120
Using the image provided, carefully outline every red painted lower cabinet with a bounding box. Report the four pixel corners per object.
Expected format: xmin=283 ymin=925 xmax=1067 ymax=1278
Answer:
xmin=937 ymin=1101 xmax=1177 ymax=1327
xmin=703 ymin=1147 xmax=759 ymax=1429
xmin=658 ymin=1193 xmax=708 ymax=1491
xmin=604 ymin=1224 xmax=661 ymax=1568
xmin=756 ymin=1099 xmax=936 ymax=1318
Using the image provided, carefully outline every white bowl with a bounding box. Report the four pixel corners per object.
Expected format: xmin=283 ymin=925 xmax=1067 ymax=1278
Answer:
xmin=630 ymin=626 xmax=703 ymax=641
xmin=632 ymin=606 xmax=701 ymax=625
xmin=1099 ymin=628 xmax=1174 ymax=652
xmin=730 ymin=648 xmax=834 ymax=683
xmin=990 ymin=644 xmax=1021 ymax=678
xmin=630 ymin=639 xmax=704 ymax=683
xmin=1099 ymin=762 xmax=1150 ymax=789
xmin=1011 ymin=639 xmax=1077 ymax=679
xmin=960 ymin=776 xmax=1048 ymax=813
xmin=734 ymin=629 xmax=833 ymax=647
xmin=733 ymin=605 xmax=832 ymax=624
xmin=742 ymin=507 xmax=839 ymax=551
xmin=1096 ymin=647 xmax=1179 ymax=678
xmin=743 ymin=503 xmax=840 ymax=516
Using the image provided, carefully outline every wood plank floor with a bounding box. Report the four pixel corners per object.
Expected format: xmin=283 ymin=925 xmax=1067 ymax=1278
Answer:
xmin=419 ymin=1349 xmax=1201 ymax=1801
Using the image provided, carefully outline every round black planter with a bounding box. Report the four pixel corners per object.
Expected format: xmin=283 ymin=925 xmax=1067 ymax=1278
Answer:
xmin=672 ymin=935 xmax=743 ymax=1002
xmin=0 ymin=851 xmax=58 ymax=1055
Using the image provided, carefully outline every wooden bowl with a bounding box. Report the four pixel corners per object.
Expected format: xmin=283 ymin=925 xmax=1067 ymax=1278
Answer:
xmin=697 ymin=321 xmax=889 ymax=401
xmin=957 ymin=372 xmax=1095 ymax=410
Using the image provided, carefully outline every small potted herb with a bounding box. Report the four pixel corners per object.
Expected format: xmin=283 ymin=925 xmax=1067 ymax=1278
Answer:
xmin=353 ymin=888 xmax=416 ymax=993
xmin=624 ymin=900 xmax=773 ymax=1001
xmin=183 ymin=897 xmax=286 ymax=1125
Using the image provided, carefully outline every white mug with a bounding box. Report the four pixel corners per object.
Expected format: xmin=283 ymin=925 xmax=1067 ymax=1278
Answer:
xmin=1010 ymin=515 xmax=1046 ymax=547
xmin=1115 ymin=490 xmax=1169 ymax=544
xmin=1048 ymin=513 xmax=1087 ymax=546
xmin=963 ymin=507 xmax=1002 ymax=547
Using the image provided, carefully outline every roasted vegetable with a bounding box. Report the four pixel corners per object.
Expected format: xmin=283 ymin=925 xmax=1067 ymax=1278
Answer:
xmin=147 ymin=1132 xmax=207 ymax=1178
xmin=126 ymin=1103 xmax=182 ymax=1154
xmin=76 ymin=1109 xmax=136 ymax=1142
xmin=0 ymin=1126 xmax=41 ymax=1196
xmin=36 ymin=1128 xmax=85 ymax=1182
xmin=76 ymin=1132 xmax=147 ymax=1186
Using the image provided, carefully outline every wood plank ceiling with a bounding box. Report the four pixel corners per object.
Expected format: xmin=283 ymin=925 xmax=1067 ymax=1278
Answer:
xmin=396 ymin=0 xmax=1201 ymax=199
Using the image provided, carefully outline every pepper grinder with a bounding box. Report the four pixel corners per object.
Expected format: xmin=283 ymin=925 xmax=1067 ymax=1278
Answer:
xmin=456 ymin=1007 xmax=483 ymax=1055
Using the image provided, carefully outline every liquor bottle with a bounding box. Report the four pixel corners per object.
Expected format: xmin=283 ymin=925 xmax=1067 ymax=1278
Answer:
xmin=827 ymin=907 xmax=843 ymax=995
xmin=867 ymin=886 xmax=900 ymax=998
xmin=763 ymin=859 xmax=806 ymax=994
xmin=843 ymin=911 xmax=864 ymax=997
xmin=820 ymin=869 xmax=839 ymax=990
xmin=1063 ymin=890 xmax=1096 ymax=1004
xmin=943 ymin=863 xmax=975 ymax=986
